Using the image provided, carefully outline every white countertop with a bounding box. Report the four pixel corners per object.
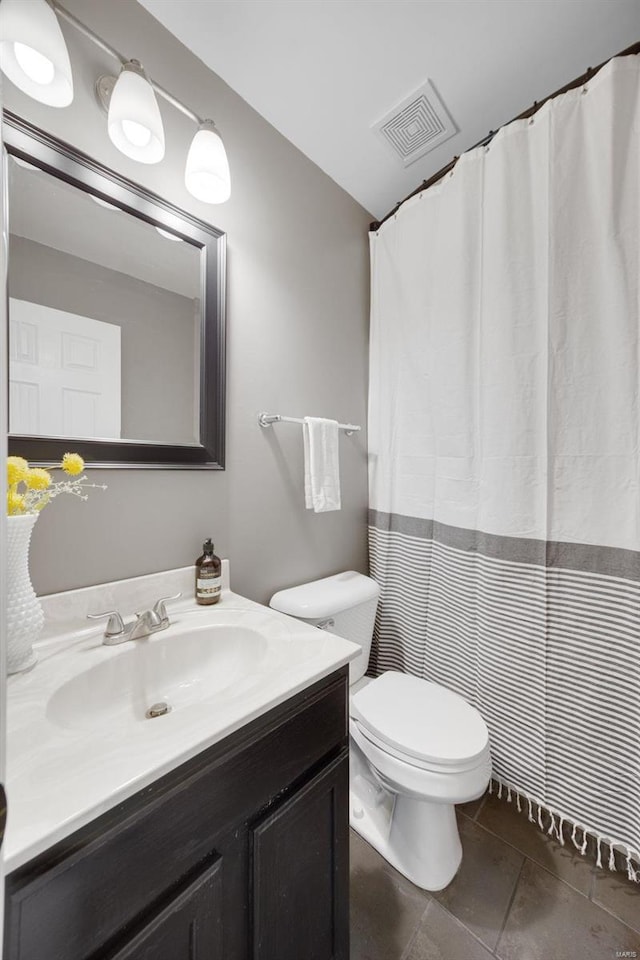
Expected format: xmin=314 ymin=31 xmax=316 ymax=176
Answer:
xmin=4 ymin=564 xmax=359 ymax=873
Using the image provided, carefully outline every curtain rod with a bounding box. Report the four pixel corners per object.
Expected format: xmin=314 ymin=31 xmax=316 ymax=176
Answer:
xmin=370 ymin=40 xmax=640 ymax=233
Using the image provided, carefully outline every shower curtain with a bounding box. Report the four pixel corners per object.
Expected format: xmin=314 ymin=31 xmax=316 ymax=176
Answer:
xmin=368 ymin=55 xmax=640 ymax=878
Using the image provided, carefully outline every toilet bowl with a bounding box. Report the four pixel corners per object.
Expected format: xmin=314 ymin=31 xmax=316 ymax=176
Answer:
xmin=349 ymin=671 xmax=491 ymax=889
xmin=269 ymin=571 xmax=492 ymax=891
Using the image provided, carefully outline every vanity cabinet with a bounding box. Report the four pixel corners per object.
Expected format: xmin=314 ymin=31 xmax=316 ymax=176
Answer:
xmin=4 ymin=668 xmax=350 ymax=960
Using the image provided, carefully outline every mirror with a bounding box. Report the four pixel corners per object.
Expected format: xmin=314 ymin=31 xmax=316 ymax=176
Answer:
xmin=3 ymin=112 xmax=226 ymax=468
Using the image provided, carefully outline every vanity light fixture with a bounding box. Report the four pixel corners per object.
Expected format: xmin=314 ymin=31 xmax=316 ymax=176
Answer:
xmin=0 ymin=1 xmax=231 ymax=203
xmin=0 ymin=0 xmax=73 ymax=107
xmin=185 ymin=120 xmax=231 ymax=204
xmin=98 ymin=71 xmax=230 ymax=201
xmin=107 ymin=60 xmax=165 ymax=165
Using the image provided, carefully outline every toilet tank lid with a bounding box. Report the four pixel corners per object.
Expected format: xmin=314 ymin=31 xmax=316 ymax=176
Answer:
xmin=270 ymin=571 xmax=379 ymax=619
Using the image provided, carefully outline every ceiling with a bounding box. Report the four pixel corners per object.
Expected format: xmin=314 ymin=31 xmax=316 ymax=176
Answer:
xmin=8 ymin=157 xmax=201 ymax=298
xmin=138 ymin=0 xmax=639 ymax=219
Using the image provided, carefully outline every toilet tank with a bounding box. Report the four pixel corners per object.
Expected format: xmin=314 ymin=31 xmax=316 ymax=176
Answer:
xmin=269 ymin=571 xmax=379 ymax=684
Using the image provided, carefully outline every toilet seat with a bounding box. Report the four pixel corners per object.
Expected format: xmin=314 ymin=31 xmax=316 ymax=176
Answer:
xmin=350 ymin=718 xmax=489 ymax=775
xmin=350 ymin=671 xmax=489 ymax=771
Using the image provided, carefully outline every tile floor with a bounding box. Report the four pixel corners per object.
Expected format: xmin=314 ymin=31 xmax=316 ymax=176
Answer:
xmin=350 ymin=793 xmax=640 ymax=960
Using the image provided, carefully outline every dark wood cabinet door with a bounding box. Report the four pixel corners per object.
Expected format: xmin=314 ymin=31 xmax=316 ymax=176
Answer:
xmin=251 ymin=750 xmax=349 ymax=960
xmin=106 ymin=858 xmax=223 ymax=960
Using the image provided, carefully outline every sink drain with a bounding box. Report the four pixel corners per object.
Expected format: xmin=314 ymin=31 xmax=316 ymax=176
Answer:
xmin=146 ymin=701 xmax=171 ymax=719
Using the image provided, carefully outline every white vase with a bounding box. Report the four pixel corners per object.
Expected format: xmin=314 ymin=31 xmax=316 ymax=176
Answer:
xmin=6 ymin=513 xmax=42 ymax=674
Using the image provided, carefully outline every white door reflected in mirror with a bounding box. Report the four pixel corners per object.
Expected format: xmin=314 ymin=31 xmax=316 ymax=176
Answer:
xmin=9 ymin=299 xmax=121 ymax=440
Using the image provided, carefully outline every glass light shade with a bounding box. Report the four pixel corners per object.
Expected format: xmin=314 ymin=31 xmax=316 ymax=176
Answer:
xmin=185 ymin=121 xmax=231 ymax=203
xmin=156 ymin=227 xmax=183 ymax=242
xmin=12 ymin=156 xmax=40 ymax=172
xmin=107 ymin=61 xmax=165 ymax=164
xmin=0 ymin=0 xmax=73 ymax=106
xmin=90 ymin=195 xmax=119 ymax=211
xmin=15 ymin=42 xmax=55 ymax=84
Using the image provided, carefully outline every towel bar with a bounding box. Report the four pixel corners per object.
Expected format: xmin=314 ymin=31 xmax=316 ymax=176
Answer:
xmin=258 ymin=412 xmax=361 ymax=436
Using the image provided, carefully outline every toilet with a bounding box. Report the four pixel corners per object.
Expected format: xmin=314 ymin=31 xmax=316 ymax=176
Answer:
xmin=270 ymin=570 xmax=492 ymax=891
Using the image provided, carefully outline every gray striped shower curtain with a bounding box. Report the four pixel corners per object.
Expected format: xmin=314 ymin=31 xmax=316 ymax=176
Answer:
xmin=367 ymin=55 xmax=640 ymax=877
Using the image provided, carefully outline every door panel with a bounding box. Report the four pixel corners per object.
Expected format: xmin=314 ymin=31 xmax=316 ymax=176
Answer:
xmin=107 ymin=858 xmax=223 ymax=960
xmin=252 ymin=752 xmax=349 ymax=960
xmin=9 ymin=298 xmax=121 ymax=439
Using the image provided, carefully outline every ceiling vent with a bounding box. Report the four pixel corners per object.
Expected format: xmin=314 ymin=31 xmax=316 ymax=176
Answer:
xmin=373 ymin=80 xmax=457 ymax=167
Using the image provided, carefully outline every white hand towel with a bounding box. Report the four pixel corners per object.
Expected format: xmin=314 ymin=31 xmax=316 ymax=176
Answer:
xmin=303 ymin=417 xmax=341 ymax=512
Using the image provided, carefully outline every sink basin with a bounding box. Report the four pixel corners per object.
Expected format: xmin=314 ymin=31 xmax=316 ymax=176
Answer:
xmin=46 ymin=624 xmax=268 ymax=729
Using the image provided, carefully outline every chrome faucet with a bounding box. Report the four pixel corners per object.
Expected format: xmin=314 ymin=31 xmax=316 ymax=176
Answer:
xmin=88 ymin=593 xmax=182 ymax=645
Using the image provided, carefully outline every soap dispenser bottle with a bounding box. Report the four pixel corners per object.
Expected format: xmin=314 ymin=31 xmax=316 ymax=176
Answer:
xmin=195 ymin=538 xmax=222 ymax=605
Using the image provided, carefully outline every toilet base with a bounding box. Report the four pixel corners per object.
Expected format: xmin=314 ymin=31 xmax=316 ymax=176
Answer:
xmin=350 ymin=768 xmax=462 ymax=891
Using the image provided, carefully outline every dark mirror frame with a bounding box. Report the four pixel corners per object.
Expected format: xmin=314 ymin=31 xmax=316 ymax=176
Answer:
xmin=3 ymin=111 xmax=226 ymax=469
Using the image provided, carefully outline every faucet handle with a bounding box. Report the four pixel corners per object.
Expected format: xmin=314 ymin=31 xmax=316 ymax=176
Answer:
xmin=87 ymin=610 xmax=126 ymax=638
xmin=152 ymin=592 xmax=182 ymax=624
xmin=134 ymin=609 xmax=162 ymax=630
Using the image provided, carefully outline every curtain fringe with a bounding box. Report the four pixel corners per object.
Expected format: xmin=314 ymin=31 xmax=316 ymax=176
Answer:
xmin=490 ymin=777 xmax=640 ymax=884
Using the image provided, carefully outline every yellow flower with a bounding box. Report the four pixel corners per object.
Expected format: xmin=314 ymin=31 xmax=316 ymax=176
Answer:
xmin=61 ymin=453 xmax=84 ymax=476
xmin=7 ymin=456 xmax=29 ymax=487
xmin=7 ymin=489 xmax=26 ymax=515
xmin=26 ymin=468 xmax=52 ymax=490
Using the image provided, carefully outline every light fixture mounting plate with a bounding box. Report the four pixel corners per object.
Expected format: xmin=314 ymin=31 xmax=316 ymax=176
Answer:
xmin=95 ymin=75 xmax=116 ymax=114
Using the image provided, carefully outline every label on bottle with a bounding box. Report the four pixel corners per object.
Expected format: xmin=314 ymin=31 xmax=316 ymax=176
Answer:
xmin=197 ymin=576 xmax=221 ymax=597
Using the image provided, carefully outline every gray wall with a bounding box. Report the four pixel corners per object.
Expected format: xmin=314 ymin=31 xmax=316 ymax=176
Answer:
xmin=10 ymin=237 xmax=200 ymax=444
xmin=3 ymin=0 xmax=371 ymax=603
